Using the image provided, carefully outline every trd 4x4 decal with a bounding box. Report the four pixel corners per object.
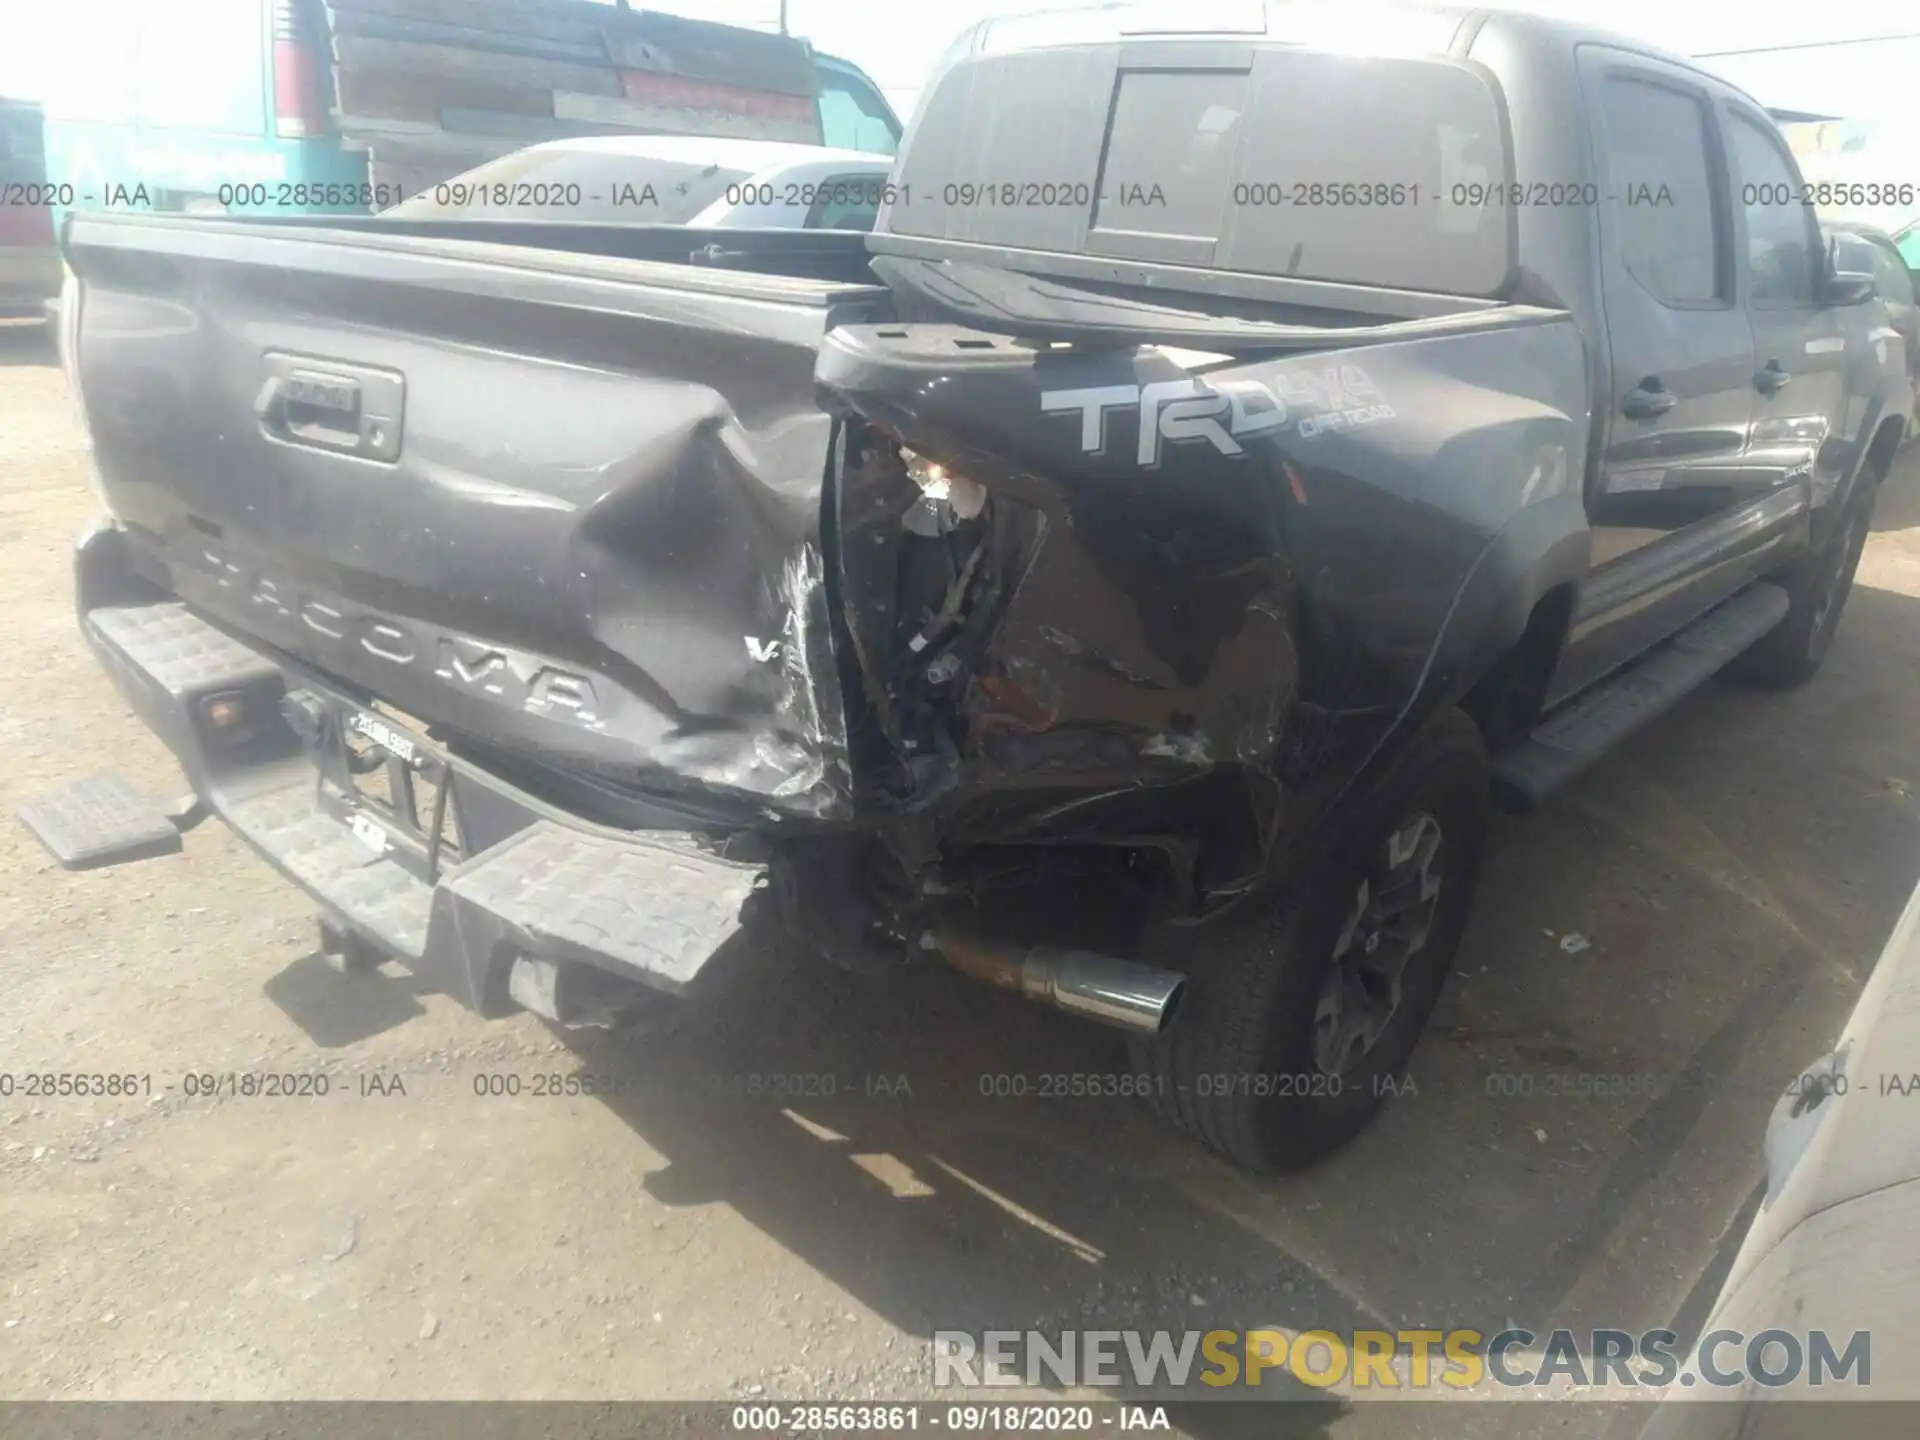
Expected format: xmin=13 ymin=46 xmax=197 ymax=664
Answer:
xmin=1041 ymin=363 xmax=1394 ymax=466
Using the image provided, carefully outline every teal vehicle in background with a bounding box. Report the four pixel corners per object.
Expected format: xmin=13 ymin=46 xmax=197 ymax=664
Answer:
xmin=42 ymin=0 xmax=389 ymax=218
xmin=38 ymin=0 xmax=901 ymax=220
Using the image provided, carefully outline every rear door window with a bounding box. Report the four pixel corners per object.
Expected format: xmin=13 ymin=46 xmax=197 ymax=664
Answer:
xmin=1595 ymin=77 xmax=1724 ymax=306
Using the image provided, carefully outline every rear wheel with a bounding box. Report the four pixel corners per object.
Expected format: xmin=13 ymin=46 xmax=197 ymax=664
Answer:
xmin=1734 ymin=482 xmax=1875 ymax=688
xmin=1131 ymin=710 xmax=1489 ymax=1171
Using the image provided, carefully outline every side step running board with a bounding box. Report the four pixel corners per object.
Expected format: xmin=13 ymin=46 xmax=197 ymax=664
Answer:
xmin=1490 ymin=583 xmax=1790 ymax=811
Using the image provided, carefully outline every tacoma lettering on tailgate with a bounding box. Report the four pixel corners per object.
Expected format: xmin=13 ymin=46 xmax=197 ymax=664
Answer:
xmin=197 ymin=545 xmax=606 ymax=732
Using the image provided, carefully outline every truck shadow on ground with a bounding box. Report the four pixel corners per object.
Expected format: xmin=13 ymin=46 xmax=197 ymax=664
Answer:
xmin=562 ymin=944 xmax=1371 ymax=1423
xmin=262 ymin=948 xmax=432 ymax=1048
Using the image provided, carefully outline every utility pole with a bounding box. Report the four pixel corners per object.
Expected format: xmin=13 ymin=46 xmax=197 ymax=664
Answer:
xmin=778 ymin=0 xmax=788 ymax=34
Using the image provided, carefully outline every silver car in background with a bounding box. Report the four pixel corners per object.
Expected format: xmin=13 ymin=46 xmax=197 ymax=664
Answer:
xmin=384 ymin=135 xmax=896 ymax=231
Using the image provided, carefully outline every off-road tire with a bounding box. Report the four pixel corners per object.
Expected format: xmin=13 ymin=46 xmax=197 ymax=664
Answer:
xmin=1733 ymin=481 xmax=1876 ymax=688
xmin=1131 ymin=709 xmax=1489 ymax=1171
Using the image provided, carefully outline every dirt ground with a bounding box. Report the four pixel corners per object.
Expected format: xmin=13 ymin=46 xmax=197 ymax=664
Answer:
xmin=3 ymin=316 xmax=1919 ymax=1430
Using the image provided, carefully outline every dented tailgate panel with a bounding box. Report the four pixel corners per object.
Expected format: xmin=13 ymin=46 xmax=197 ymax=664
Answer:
xmin=68 ymin=215 xmax=885 ymax=822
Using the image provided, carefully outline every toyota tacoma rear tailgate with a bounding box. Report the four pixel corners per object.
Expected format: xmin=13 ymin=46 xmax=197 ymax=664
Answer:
xmin=65 ymin=211 xmax=888 ymax=824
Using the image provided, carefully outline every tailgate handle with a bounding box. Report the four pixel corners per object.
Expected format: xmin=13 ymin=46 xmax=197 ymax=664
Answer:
xmin=255 ymin=356 xmax=404 ymax=462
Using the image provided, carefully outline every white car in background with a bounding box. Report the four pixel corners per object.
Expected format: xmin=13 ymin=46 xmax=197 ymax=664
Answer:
xmin=384 ymin=135 xmax=897 ymax=231
xmin=1643 ymin=877 xmax=1920 ymax=1431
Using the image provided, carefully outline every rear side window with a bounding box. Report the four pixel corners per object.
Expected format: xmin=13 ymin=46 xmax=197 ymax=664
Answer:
xmin=1727 ymin=113 xmax=1819 ymax=307
xmin=885 ymin=45 xmax=1513 ymax=297
xmin=1597 ymin=77 xmax=1723 ymax=306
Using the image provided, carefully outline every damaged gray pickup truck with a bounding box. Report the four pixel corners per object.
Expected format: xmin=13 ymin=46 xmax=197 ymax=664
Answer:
xmin=28 ymin=3 xmax=1913 ymax=1171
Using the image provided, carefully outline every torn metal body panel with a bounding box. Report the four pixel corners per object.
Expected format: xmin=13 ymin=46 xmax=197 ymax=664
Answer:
xmin=817 ymin=316 xmax=1591 ymax=897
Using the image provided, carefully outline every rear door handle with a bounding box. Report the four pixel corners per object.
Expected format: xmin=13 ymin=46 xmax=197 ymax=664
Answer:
xmin=1623 ymin=381 xmax=1677 ymax=420
xmin=1755 ymin=362 xmax=1792 ymax=396
xmin=258 ymin=372 xmax=364 ymax=451
xmin=255 ymin=354 xmax=404 ymax=462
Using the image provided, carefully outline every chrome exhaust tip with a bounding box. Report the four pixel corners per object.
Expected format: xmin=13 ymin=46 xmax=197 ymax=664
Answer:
xmin=924 ymin=930 xmax=1187 ymax=1036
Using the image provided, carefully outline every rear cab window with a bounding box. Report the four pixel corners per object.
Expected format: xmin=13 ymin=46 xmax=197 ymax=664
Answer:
xmin=881 ymin=26 xmax=1514 ymax=299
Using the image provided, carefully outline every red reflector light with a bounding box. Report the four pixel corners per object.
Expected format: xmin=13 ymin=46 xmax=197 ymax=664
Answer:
xmin=273 ymin=39 xmax=326 ymax=140
xmin=199 ymin=692 xmax=248 ymax=731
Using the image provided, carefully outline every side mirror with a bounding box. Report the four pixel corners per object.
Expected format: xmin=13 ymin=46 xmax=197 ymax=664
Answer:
xmin=1826 ymin=271 xmax=1878 ymax=307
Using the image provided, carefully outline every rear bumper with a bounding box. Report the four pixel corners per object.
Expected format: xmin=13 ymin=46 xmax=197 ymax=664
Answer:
xmin=76 ymin=522 xmax=768 ymax=1019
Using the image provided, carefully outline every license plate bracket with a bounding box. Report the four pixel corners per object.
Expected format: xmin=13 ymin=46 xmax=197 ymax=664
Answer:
xmin=302 ymin=697 xmax=464 ymax=883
